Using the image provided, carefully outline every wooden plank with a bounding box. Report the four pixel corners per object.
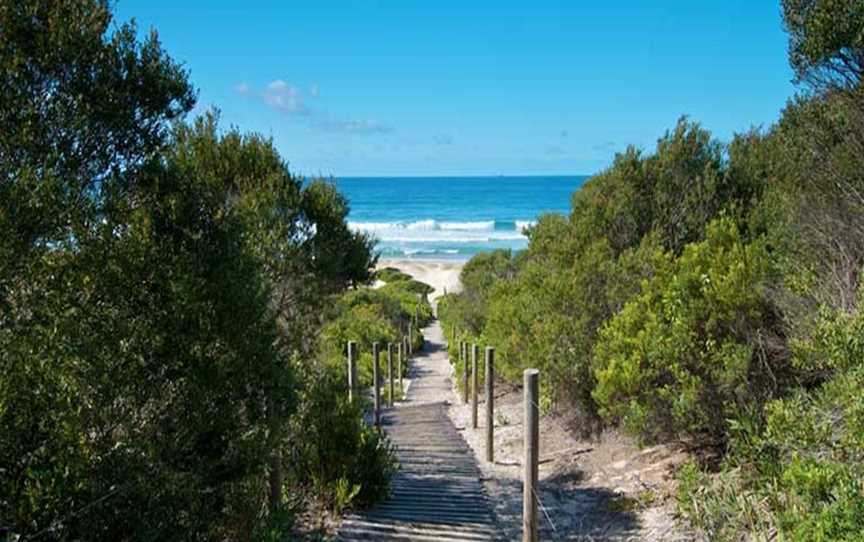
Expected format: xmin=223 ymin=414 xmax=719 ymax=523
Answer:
xmin=339 ymin=322 xmax=496 ymax=542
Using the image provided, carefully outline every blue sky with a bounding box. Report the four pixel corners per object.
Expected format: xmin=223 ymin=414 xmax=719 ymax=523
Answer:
xmin=116 ymin=1 xmax=796 ymax=177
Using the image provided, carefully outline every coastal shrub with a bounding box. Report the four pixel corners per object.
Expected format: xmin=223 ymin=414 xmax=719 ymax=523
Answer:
xmin=592 ymin=219 xmax=787 ymax=443
xmin=286 ymin=359 xmax=395 ymax=511
xmin=765 ymin=370 xmax=864 ymax=539
xmin=674 ymin=196 xmax=864 ymax=541
xmin=439 ymin=118 xmax=757 ymax=420
xmin=482 ymin=255 xmax=591 ymax=405
xmin=471 ymin=234 xmax=663 ymax=421
xmin=379 ymin=282 xmax=434 ymax=326
xmin=320 ymin=271 xmax=434 ymax=387
xmin=323 ymin=304 xmax=398 ymax=361
xmin=377 ymin=267 xmax=412 ymax=283
xmin=675 ymin=7 xmax=864 ymax=537
xmin=0 ymin=2 xmax=389 ymax=537
xmin=678 ymin=301 xmax=864 ymax=540
xmin=458 ymin=250 xmax=519 ymax=332
xmin=0 ymin=125 xmax=296 ymax=538
xmin=301 ymin=180 xmax=378 ymax=292
xmin=401 ymin=278 xmax=436 ymax=296
xmin=568 ymin=118 xmax=735 ymax=257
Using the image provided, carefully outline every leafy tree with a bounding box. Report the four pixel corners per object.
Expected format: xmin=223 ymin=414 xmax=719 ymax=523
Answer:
xmin=301 ymin=179 xmax=377 ymax=292
xmin=0 ymin=0 xmax=194 ymax=273
xmin=570 ymin=118 xmax=729 ymax=256
xmin=0 ymin=1 xmax=381 ymax=534
xmin=783 ymin=0 xmax=864 ymax=90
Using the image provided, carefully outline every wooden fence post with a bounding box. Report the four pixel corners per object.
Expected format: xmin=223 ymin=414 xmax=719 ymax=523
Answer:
xmin=485 ymin=346 xmax=495 ymax=463
xmin=461 ymin=341 xmax=468 ymax=404
xmin=397 ymin=341 xmax=404 ymax=395
xmin=387 ymin=342 xmax=395 ymax=407
xmin=372 ymin=342 xmax=381 ymax=428
xmin=471 ymin=343 xmax=479 ymax=429
xmin=408 ymin=325 xmax=413 ymax=355
xmin=347 ymin=341 xmax=358 ymax=403
xmin=523 ymin=369 xmax=539 ymax=542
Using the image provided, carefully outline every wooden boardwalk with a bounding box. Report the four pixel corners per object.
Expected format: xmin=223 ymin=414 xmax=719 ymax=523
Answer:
xmin=338 ymin=322 xmax=496 ymax=541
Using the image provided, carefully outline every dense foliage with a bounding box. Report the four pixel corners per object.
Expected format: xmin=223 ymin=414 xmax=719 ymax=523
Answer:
xmin=439 ymin=2 xmax=864 ymax=538
xmin=0 ymin=1 xmax=393 ymax=539
xmin=321 ymin=273 xmax=433 ymax=390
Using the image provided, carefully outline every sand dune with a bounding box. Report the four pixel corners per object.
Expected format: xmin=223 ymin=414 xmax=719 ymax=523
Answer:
xmin=377 ymin=259 xmax=464 ymax=303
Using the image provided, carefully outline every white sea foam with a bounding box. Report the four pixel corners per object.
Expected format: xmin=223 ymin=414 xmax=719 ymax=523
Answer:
xmin=349 ymin=219 xmax=497 ymax=232
xmin=515 ymin=220 xmax=537 ymax=231
xmin=349 ymin=219 xmax=527 ymax=243
xmin=439 ymin=221 xmax=495 ymax=231
xmin=388 ymin=247 xmax=464 ymax=257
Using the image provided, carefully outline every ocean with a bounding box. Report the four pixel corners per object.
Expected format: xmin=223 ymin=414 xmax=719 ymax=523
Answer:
xmin=336 ymin=176 xmax=587 ymax=260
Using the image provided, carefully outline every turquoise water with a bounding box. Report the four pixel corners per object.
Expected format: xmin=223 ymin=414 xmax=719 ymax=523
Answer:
xmin=336 ymin=176 xmax=587 ymax=260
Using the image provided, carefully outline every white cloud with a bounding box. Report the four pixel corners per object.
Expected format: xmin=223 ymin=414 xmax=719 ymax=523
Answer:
xmin=262 ymin=80 xmax=309 ymax=116
xmin=241 ymin=79 xmax=392 ymax=136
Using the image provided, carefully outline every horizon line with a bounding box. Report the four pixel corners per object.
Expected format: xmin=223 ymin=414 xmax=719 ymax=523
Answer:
xmin=297 ymin=173 xmax=594 ymax=179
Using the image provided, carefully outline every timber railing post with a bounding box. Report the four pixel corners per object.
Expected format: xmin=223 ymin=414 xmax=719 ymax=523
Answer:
xmin=461 ymin=341 xmax=468 ymax=404
xmin=485 ymin=346 xmax=495 ymax=463
xmin=523 ymin=369 xmax=539 ymax=542
xmin=372 ymin=342 xmax=381 ymax=428
xmin=387 ymin=342 xmax=395 ymax=407
xmin=471 ymin=343 xmax=479 ymax=429
xmin=397 ymin=340 xmax=404 ymax=395
xmin=347 ymin=341 xmax=358 ymax=403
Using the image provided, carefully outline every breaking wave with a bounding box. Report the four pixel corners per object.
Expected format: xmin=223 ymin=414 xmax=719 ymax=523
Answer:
xmin=349 ymin=219 xmax=534 ymax=243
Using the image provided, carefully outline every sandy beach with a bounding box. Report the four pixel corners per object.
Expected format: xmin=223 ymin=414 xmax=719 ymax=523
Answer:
xmin=377 ymin=258 xmax=465 ymax=302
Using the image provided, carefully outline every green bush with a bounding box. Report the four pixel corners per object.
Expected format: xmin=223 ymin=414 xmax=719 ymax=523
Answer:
xmin=376 ymin=267 xmax=412 ymax=283
xmin=286 ymin=359 xmax=396 ymax=511
xmin=321 ymin=270 xmax=434 ymax=388
xmin=592 ymin=219 xmax=786 ymax=443
xmin=0 ymin=3 xmax=387 ymax=536
xmin=679 ymin=351 xmax=864 ymax=541
xmin=379 ymin=282 xmax=434 ymax=326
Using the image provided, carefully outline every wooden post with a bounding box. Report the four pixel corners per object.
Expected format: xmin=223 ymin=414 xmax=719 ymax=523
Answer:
xmin=372 ymin=342 xmax=381 ymax=427
xmin=408 ymin=325 xmax=413 ymax=355
xmin=461 ymin=341 xmax=468 ymax=404
xmin=269 ymin=452 xmax=282 ymax=512
xmin=471 ymin=343 xmax=479 ymax=429
xmin=485 ymin=346 xmax=495 ymax=463
xmin=414 ymin=305 xmax=422 ymax=350
xmin=397 ymin=341 xmax=404 ymax=394
xmin=523 ymin=369 xmax=539 ymax=542
xmin=387 ymin=342 xmax=395 ymax=407
xmin=347 ymin=341 xmax=358 ymax=403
